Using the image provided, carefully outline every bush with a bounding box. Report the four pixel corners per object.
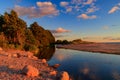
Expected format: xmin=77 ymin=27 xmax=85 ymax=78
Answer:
xmin=24 ymin=43 xmax=39 ymax=53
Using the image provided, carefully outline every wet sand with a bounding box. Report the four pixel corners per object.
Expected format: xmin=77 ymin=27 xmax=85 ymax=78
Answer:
xmin=56 ymin=43 xmax=120 ymax=54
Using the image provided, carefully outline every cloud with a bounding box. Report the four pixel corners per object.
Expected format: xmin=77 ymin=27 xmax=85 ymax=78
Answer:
xmin=103 ymin=26 xmax=109 ymax=30
xmin=86 ymin=6 xmax=99 ymax=13
xmin=83 ymin=36 xmax=99 ymax=39
xmin=84 ymin=0 xmax=94 ymax=5
xmin=60 ymin=0 xmax=98 ymax=14
xmin=51 ymin=27 xmax=71 ymax=33
xmin=60 ymin=1 xmax=72 ymax=13
xmin=14 ymin=2 xmax=59 ymax=18
xmin=103 ymin=37 xmax=120 ymax=40
xmin=66 ymin=7 xmax=73 ymax=12
xmin=77 ymin=14 xmax=97 ymax=19
xmin=108 ymin=3 xmax=120 ymax=14
xmin=108 ymin=6 xmax=119 ymax=14
xmin=60 ymin=1 xmax=69 ymax=7
xmin=53 ymin=35 xmax=64 ymax=38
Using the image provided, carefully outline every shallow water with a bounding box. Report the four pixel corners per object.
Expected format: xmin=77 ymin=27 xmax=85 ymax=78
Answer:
xmin=48 ymin=48 xmax=120 ymax=80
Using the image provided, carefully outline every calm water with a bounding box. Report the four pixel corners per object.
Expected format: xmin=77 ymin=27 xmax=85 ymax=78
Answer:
xmin=37 ymin=47 xmax=120 ymax=80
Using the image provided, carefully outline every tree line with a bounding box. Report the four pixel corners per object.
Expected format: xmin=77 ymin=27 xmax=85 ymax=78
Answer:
xmin=0 ymin=10 xmax=55 ymax=53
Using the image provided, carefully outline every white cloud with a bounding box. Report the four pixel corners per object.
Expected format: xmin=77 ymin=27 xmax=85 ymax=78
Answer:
xmin=77 ymin=14 xmax=97 ymax=19
xmin=60 ymin=1 xmax=69 ymax=7
xmin=108 ymin=3 xmax=120 ymax=14
xmin=14 ymin=2 xmax=59 ymax=18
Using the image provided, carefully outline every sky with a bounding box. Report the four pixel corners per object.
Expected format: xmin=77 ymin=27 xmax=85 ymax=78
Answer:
xmin=0 ymin=0 xmax=120 ymax=42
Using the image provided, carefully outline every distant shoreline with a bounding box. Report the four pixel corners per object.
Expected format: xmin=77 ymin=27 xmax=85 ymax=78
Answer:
xmin=56 ymin=43 xmax=120 ymax=54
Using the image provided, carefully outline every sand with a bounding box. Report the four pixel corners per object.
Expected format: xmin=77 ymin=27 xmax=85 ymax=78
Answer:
xmin=56 ymin=43 xmax=120 ymax=54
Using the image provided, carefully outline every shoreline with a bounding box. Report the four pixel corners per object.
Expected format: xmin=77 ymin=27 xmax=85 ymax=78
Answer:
xmin=0 ymin=48 xmax=70 ymax=80
xmin=56 ymin=43 xmax=120 ymax=55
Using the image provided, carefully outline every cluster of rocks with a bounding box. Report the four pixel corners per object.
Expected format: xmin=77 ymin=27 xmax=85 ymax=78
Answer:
xmin=0 ymin=48 xmax=70 ymax=80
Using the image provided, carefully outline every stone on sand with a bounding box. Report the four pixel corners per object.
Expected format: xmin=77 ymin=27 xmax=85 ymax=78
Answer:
xmin=57 ymin=71 xmax=69 ymax=80
xmin=22 ymin=65 xmax=39 ymax=77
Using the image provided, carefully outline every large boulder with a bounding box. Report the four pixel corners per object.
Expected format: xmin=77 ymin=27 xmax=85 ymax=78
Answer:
xmin=22 ymin=65 xmax=39 ymax=77
xmin=52 ymin=64 xmax=60 ymax=69
xmin=41 ymin=59 xmax=47 ymax=63
xmin=57 ymin=71 xmax=70 ymax=80
xmin=0 ymin=47 xmax=3 ymax=51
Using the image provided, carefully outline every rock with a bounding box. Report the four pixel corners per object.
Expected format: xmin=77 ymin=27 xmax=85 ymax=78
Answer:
xmin=7 ymin=54 xmax=12 ymax=58
xmin=0 ymin=47 xmax=3 ymax=51
xmin=27 ymin=55 xmax=31 ymax=58
xmin=52 ymin=64 xmax=60 ymax=69
xmin=8 ymin=65 xmax=14 ymax=69
xmin=12 ymin=54 xmax=18 ymax=58
xmin=22 ymin=65 xmax=39 ymax=77
xmin=27 ymin=52 xmax=33 ymax=58
xmin=41 ymin=59 xmax=47 ymax=63
xmin=57 ymin=71 xmax=69 ymax=80
xmin=49 ymin=71 xmax=57 ymax=76
xmin=32 ymin=56 xmax=38 ymax=60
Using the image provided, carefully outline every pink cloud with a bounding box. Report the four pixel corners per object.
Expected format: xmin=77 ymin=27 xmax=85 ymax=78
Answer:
xmin=84 ymin=0 xmax=94 ymax=5
xmin=103 ymin=37 xmax=120 ymax=40
xmin=60 ymin=1 xmax=69 ymax=7
xmin=77 ymin=14 xmax=97 ymax=19
xmin=51 ymin=27 xmax=71 ymax=33
xmin=108 ymin=6 xmax=119 ymax=14
xmin=14 ymin=2 xmax=59 ymax=18
xmin=86 ymin=6 xmax=99 ymax=13
xmin=108 ymin=3 xmax=120 ymax=14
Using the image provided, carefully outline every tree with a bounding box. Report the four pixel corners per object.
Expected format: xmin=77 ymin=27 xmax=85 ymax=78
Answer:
xmin=0 ymin=10 xmax=55 ymax=53
xmin=1 ymin=10 xmax=27 ymax=48
xmin=30 ymin=22 xmax=55 ymax=47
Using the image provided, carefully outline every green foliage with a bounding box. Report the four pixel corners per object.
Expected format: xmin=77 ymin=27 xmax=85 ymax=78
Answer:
xmin=55 ymin=40 xmax=71 ymax=44
xmin=0 ymin=32 xmax=7 ymax=48
xmin=30 ymin=22 xmax=55 ymax=47
xmin=0 ymin=10 xmax=55 ymax=53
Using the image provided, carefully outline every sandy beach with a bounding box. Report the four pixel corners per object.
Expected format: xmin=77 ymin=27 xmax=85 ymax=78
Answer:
xmin=56 ymin=43 xmax=120 ymax=54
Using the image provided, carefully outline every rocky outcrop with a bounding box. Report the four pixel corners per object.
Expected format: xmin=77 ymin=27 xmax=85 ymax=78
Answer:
xmin=0 ymin=49 xmax=70 ymax=80
xmin=57 ymin=71 xmax=70 ymax=80
xmin=22 ymin=65 xmax=39 ymax=77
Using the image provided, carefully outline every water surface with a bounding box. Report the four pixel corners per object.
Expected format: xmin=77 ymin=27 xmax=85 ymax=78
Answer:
xmin=47 ymin=48 xmax=120 ymax=80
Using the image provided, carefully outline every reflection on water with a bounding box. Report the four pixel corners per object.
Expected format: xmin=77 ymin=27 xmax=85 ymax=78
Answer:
xmin=35 ymin=47 xmax=55 ymax=60
xmin=48 ymin=48 xmax=120 ymax=80
xmin=35 ymin=47 xmax=120 ymax=80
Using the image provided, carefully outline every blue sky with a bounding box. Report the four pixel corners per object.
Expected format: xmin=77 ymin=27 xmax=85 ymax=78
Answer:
xmin=0 ymin=0 xmax=120 ymax=42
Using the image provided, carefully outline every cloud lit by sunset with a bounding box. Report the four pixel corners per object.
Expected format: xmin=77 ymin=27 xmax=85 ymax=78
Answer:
xmin=0 ymin=0 xmax=119 ymax=42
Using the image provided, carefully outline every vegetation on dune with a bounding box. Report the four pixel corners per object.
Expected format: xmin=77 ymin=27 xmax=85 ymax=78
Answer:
xmin=55 ymin=40 xmax=71 ymax=44
xmin=55 ymin=39 xmax=94 ymax=45
xmin=0 ymin=10 xmax=55 ymax=53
